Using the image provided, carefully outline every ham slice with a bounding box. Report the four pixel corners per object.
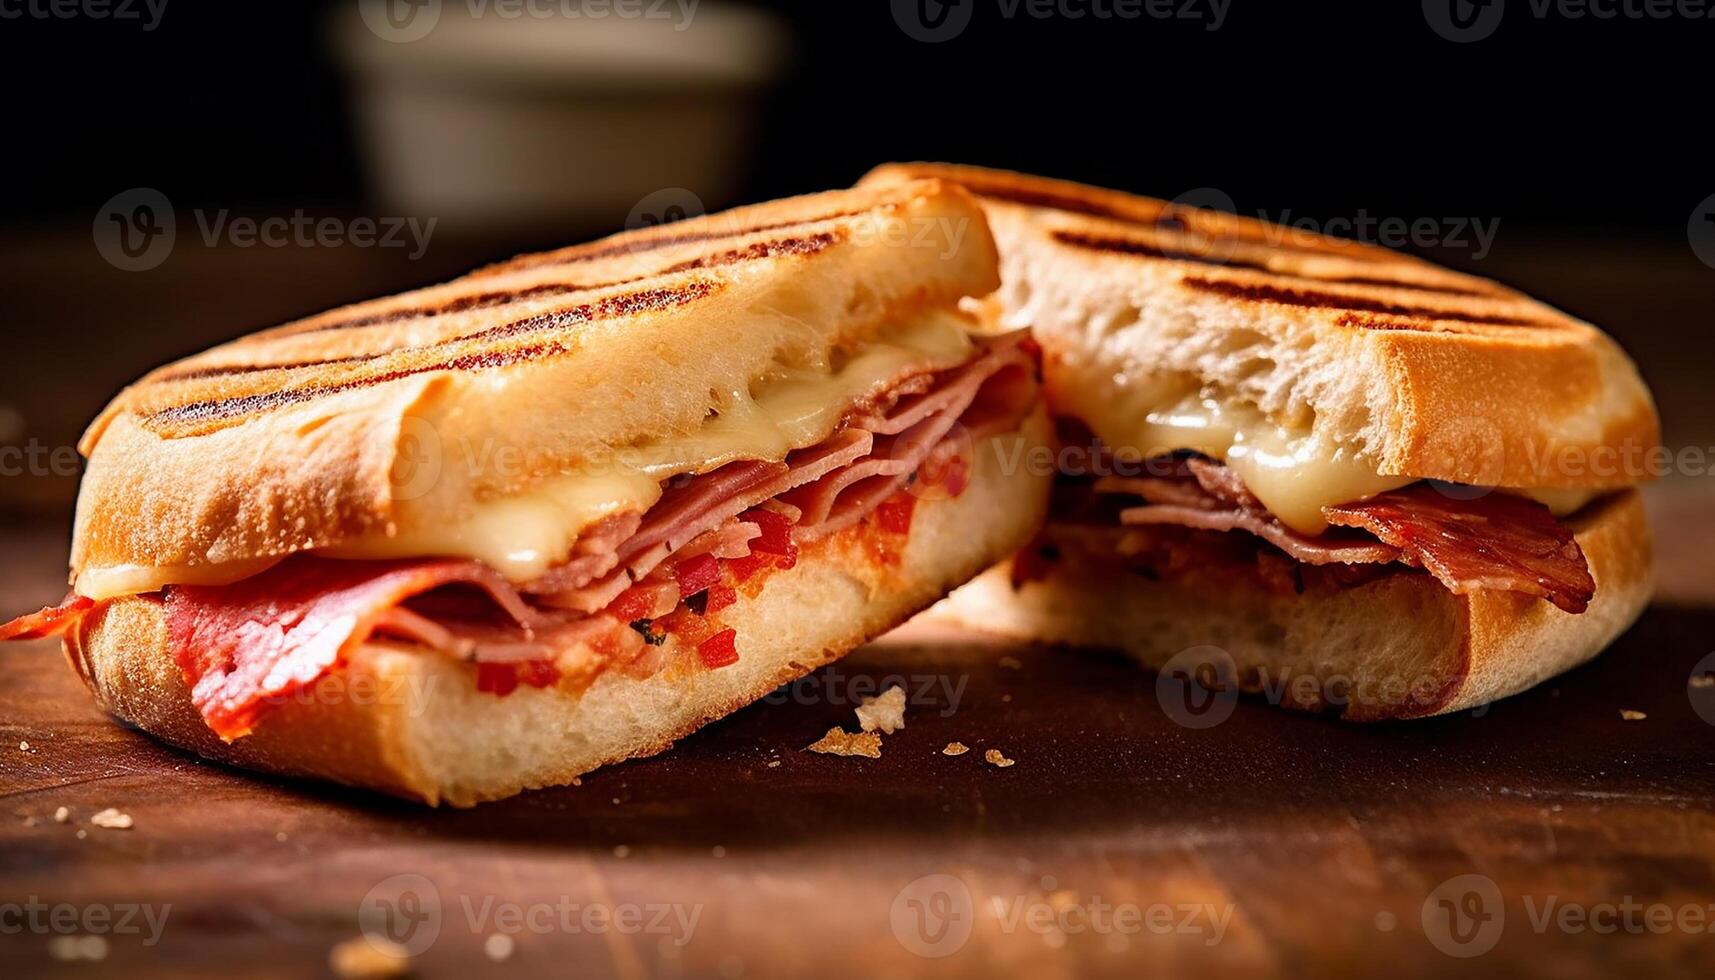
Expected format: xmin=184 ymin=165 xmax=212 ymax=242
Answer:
xmin=1120 ymin=503 xmax=1402 ymax=565
xmin=1100 ymin=457 xmax=1596 ymax=611
xmin=1325 ymin=487 xmax=1595 ymax=613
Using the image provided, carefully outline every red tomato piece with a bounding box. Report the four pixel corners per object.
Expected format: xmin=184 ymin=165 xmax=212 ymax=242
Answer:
xmin=673 ymin=553 xmax=722 ymax=599
xmin=697 ymin=628 xmax=739 ymax=669
xmin=876 ymin=493 xmax=916 ymax=535
xmin=475 ymin=663 xmax=520 ymax=696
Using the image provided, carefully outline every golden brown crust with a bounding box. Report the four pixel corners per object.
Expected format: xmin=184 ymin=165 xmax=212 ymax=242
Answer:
xmin=860 ymin=164 xmax=1661 ymax=491
xmin=66 ymin=409 xmax=1053 ymax=805
xmin=72 ymin=180 xmax=1001 ymax=579
xmin=930 ymin=490 xmax=1651 ymax=720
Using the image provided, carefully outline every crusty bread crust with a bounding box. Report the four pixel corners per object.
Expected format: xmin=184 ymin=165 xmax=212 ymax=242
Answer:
xmin=66 ymin=409 xmax=1052 ymax=805
xmin=929 ymin=489 xmax=1651 ymax=720
xmin=861 ymin=164 xmax=1660 ymax=491
xmin=72 ymin=180 xmax=1000 ymax=580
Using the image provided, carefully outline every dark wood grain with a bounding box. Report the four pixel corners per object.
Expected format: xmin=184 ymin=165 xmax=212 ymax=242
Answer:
xmin=3 ymin=486 xmax=1715 ymax=979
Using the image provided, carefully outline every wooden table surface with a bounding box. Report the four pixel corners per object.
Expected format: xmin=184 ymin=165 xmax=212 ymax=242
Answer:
xmin=1 ymin=477 xmax=1713 ymax=980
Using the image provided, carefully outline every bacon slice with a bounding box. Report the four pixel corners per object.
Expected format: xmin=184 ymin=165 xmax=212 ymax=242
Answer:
xmin=0 ymin=595 xmax=95 ymax=641
xmin=1324 ymin=487 xmax=1595 ymax=613
xmin=165 ymin=558 xmax=549 ymax=740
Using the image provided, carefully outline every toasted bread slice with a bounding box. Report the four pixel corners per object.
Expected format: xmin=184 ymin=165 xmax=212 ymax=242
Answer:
xmin=69 ymin=409 xmax=1052 ymax=804
xmin=931 ymin=489 xmax=1650 ymax=720
xmin=73 ymin=180 xmax=1000 ymax=588
xmin=861 ymin=163 xmax=1659 ymax=493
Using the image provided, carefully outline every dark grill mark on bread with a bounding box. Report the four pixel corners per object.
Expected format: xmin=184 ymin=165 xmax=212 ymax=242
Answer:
xmin=245 ymin=230 xmax=844 ymax=342
xmin=1318 ymin=274 xmax=1497 ymax=298
xmin=1180 ymin=277 xmax=1546 ymax=328
xmin=142 ymin=281 xmax=723 ymax=429
xmin=475 ymin=210 xmax=872 ymax=277
xmin=1051 ymin=230 xmax=1498 ymax=298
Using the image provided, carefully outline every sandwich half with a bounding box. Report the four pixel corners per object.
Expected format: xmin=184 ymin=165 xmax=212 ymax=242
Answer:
xmin=863 ymin=164 xmax=1657 ymax=720
xmin=1 ymin=180 xmax=1052 ymax=803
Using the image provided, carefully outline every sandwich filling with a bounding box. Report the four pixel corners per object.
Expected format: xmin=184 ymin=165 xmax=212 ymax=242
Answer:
xmin=4 ymin=333 xmax=1040 ymax=741
xmin=1023 ymin=435 xmax=1598 ymax=614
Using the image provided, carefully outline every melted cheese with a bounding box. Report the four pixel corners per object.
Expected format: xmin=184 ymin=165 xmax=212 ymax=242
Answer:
xmin=1056 ymin=365 xmax=1595 ymax=536
xmin=78 ymin=557 xmax=284 ymax=602
xmin=77 ymin=309 xmax=976 ymax=596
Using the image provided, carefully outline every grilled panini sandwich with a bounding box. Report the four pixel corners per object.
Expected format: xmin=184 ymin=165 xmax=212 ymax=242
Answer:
xmin=1 ymin=180 xmax=1052 ymax=803
xmin=863 ymin=164 xmax=1657 ymax=719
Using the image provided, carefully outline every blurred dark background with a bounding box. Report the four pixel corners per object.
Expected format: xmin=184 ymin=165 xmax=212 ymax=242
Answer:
xmin=0 ymin=0 xmax=1710 ymax=521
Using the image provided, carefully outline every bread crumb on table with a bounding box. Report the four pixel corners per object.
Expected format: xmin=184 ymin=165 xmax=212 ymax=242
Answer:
xmin=1619 ymin=709 xmax=1647 ymax=721
xmin=90 ymin=808 xmax=133 ymax=830
xmin=1690 ymin=675 xmax=1714 ymax=689
xmin=329 ymin=937 xmax=410 ymax=979
xmin=998 ymin=656 xmax=1023 ymax=670
xmin=48 ymin=935 xmax=108 ymax=962
xmin=484 ymin=933 xmax=516 ymax=963
xmin=985 ymin=749 xmax=1016 ymax=768
xmin=942 ymin=742 xmax=970 ymax=756
xmin=53 ymin=806 xmax=70 ymax=824
xmin=806 ymin=728 xmax=882 ymax=758
xmin=856 ymin=685 xmax=907 ymax=734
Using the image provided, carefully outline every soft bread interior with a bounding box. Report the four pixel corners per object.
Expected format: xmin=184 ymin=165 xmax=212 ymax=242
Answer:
xmin=928 ymin=490 xmax=1651 ymax=720
xmin=69 ymin=408 xmax=1052 ymax=805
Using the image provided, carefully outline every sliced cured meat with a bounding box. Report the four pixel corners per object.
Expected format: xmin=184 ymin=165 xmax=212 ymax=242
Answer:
xmin=0 ymin=594 xmax=94 ymax=641
xmin=163 ymin=557 xmax=552 ymax=739
xmin=1325 ymin=487 xmax=1595 ymax=613
xmin=1119 ymin=503 xmax=1401 ymax=565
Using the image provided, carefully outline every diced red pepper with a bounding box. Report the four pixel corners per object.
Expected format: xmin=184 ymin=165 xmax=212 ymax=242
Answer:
xmin=517 ymin=660 xmax=560 ymax=689
xmin=475 ymin=663 xmax=520 ymax=696
xmin=703 ymin=582 xmax=737 ymax=614
xmin=938 ymin=455 xmax=970 ymax=497
xmin=606 ymin=584 xmax=660 ymax=624
xmin=726 ymin=552 xmax=774 ymax=583
xmin=746 ymin=508 xmax=796 ymax=556
xmin=673 ymin=553 xmax=722 ymax=599
xmin=697 ymin=628 xmax=739 ymax=669
xmin=876 ymin=493 xmax=916 ymax=535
